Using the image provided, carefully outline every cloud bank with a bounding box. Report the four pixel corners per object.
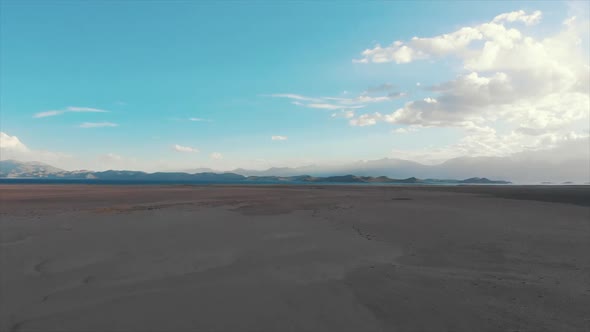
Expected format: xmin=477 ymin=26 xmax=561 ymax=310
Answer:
xmin=349 ymin=10 xmax=589 ymax=160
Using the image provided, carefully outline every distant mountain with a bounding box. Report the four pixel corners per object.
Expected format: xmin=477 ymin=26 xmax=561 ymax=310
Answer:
xmin=460 ymin=177 xmax=511 ymax=184
xmin=0 ymin=159 xmax=512 ymax=184
xmin=178 ymin=167 xmax=217 ymax=174
xmin=231 ymin=159 xmax=428 ymax=178
xmin=3 ymin=136 xmax=587 ymax=183
xmin=0 ymin=160 xmax=246 ymax=182
xmin=0 ymin=160 xmax=65 ymax=178
xmin=241 ymin=175 xmax=507 ymax=184
xmin=230 ymin=152 xmax=588 ymax=184
xmin=88 ymin=170 xmax=245 ymax=182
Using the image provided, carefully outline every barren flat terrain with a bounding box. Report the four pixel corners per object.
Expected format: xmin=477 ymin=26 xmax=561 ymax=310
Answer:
xmin=1 ymin=185 xmax=589 ymax=332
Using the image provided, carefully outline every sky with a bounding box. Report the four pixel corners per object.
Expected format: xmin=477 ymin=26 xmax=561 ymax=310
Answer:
xmin=1 ymin=0 xmax=589 ymax=174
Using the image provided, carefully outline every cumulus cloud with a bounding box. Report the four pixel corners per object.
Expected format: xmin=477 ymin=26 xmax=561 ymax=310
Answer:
xmin=349 ymin=113 xmax=382 ymax=127
xmin=173 ymin=144 xmax=198 ymax=153
xmin=1 ymin=132 xmax=130 ymax=171
xmin=0 ymin=132 xmax=29 ymax=152
xmin=349 ymin=9 xmax=590 ymax=157
xmin=34 ymin=106 xmax=108 ymax=118
xmin=492 ymin=10 xmax=542 ymax=26
xmin=271 ymin=135 xmax=288 ymax=141
xmin=79 ymin=122 xmax=119 ymax=128
xmin=0 ymin=132 xmax=74 ymax=167
xmin=354 ymin=10 xmax=548 ymax=65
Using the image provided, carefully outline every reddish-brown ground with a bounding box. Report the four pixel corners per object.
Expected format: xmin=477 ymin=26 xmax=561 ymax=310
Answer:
xmin=1 ymin=185 xmax=589 ymax=332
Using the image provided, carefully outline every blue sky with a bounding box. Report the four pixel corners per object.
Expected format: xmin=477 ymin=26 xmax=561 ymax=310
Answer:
xmin=1 ymin=1 xmax=588 ymax=171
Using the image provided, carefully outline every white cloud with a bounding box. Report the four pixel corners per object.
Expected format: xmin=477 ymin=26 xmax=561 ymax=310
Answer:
xmin=79 ymin=122 xmax=119 ymax=128
xmin=354 ymin=42 xmax=418 ymax=64
xmin=349 ymin=9 xmax=589 ymax=158
xmin=349 ymin=113 xmax=382 ymax=127
xmin=2 ymin=132 xmax=197 ymax=171
xmin=189 ymin=117 xmax=211 ymax=122
xmin=0 ymin=132 xmax=29 ymax=152
xmin=331 ymin=110 xmax=356 ymax=119
xmin=271 ymin=135 xmax=288 ymax=141
xmin=67 ymin=106 xmax=108 ymax=113
xmin=33 ymin=110 xmax=65 ymax=118
xmin=306 ymin=103 xmax=344 ymax=110
xmin=323 ymin=95 xmax=395 ymax=104
xmin=353 ymin=10 xmax=547 ymax=64
xmin=210 ymin=152 xmax=223 ymax=160
xmin=0 ymin=131 xmax=73 ymax=167
xmin=391 ymin=130 xmax=589 ymax=165
xmin=34 ymin=106 xmax=108 ymax=118
xmin=492 ymin=10 xmax=542 ymax=26
xmin=266 ymin=93 xmax=320 ymax=102
xmin=173 ymin=144 xmax=199 ymax=153
xmin=411 ymin=26 xmax=483 ymax=57
xmin=268 ymin=90 xmax=400 ymax=111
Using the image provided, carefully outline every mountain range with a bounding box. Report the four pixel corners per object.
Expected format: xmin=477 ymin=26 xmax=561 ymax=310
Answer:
xmin=0 ymin=159 xmax=510 ymax=184
xmin=200 ymin=151 xmax=587 ymax=184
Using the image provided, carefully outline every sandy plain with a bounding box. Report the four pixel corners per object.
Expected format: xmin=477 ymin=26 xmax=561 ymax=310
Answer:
xmin=1 ymin=184 xmax=589 ymax=332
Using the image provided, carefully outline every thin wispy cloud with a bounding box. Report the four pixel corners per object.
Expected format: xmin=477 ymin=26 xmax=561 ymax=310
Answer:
xmin=306 ymin=103 xmax=345 ymax=110
xmin=34 ymin=110 xmax=65 ymax=118
xmin=271 ymin=135 xmax=288 ymax=141
xmin=264 ymin=93 xmax=320 ymax=102
xmin=68 ymin=107 xmax=107 ymax=113
xmin=268 ymin=90 xmax=401 ymax=111
xmin=34 ymin=106 xmax=109 ymax=118
xmin=173 ymin=144 xmax=198 ymax=153
xmin=189 ymin=117 xmax=212 ymax=122
xmin=79 ymin=122 xmax=119 ymax=128
xmin=387 ymin=92 xmax=406 ymax=98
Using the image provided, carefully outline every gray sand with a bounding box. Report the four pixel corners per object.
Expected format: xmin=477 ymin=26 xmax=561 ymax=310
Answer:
xmin=1 ymin=185 xmax=589 ymax=332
